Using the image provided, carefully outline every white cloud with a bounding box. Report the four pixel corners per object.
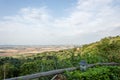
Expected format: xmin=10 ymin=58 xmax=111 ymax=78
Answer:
xmin=0 ymin=0 xmax=120 ymax=45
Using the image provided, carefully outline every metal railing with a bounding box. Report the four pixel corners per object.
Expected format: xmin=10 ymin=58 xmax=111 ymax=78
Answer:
xmin=5 ymin=62 xmax=120 ymax=80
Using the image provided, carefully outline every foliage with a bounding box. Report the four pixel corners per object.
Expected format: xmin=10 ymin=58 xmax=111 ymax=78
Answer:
xmin=65 ymin=66 xmax=120 ymax=80
xmin=0 ymin=36 xmax=120 ymax=80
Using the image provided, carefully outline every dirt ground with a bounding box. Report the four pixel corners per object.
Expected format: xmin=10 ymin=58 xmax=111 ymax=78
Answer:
xmin=0 ymin=46 xmax=74 ymax=57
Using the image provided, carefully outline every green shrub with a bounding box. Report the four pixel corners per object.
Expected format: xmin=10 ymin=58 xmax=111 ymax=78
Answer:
xmin=65 ymin=66 xmax=120 ymax=80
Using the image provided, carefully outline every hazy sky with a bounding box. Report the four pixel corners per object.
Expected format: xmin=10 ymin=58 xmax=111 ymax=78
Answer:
xmin=0 ymin=0 xmax=120 ymax=45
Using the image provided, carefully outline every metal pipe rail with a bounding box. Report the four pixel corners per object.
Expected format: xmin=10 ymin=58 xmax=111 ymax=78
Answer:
xmin=5 ymin=62 xmax=120 ymax=80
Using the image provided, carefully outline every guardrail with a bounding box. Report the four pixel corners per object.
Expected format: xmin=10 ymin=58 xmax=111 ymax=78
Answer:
xmin=5 ymin=62 xmax=120 ymax=80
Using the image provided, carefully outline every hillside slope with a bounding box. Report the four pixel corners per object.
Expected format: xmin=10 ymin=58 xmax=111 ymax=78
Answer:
xmin=0 ymin=36 xmax=120 ymax=80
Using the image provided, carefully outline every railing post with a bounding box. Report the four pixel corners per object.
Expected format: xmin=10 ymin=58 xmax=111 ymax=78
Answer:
xmin=79 ymin=60 xmax=87 ymax=71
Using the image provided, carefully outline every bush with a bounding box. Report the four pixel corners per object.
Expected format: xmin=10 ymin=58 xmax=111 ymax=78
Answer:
xmin=65 ymin=66 xmax=120 ymax=80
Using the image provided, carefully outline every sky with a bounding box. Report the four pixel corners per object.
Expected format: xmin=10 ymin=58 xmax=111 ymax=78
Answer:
xmin=0 ymin=0 xmax=120 ymax=45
